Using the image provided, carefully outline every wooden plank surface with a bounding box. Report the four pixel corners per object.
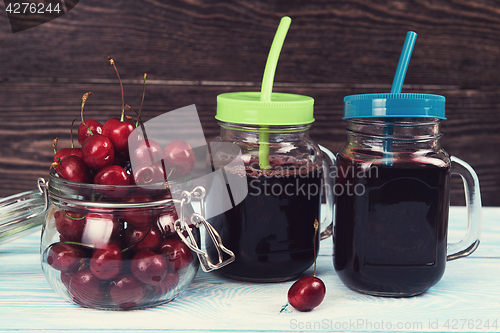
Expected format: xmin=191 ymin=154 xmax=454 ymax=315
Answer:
xmin=1 ymin=0 xmax=500 ymax=87
xmin=0 ymin=207 xmax=498 ymax=333
xmin=0 ymin=82 xmax=498 ymax=205
xmin=0 ymin=0 xmax=499 ymax=206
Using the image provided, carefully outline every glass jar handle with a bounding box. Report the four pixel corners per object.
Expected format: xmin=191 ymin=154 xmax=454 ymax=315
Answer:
xmin=319 ymin=145 xmax=336 ymax=240
xmin=447 ymin=156 xmax=482 ymax=261
xmin=0 ymin=178 xmax=48 ymax=245
xmin=174 ymin=186 xmax=235 ymax=272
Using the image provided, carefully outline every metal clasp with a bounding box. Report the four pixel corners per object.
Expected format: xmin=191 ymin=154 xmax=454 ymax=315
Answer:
xmin=37 ymin=178 xmax=49 ymax=212
xmin=174 ymin=186 xmax=235 ymax=272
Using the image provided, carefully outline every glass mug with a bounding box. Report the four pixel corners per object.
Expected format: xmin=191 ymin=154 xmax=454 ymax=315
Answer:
xmin=333 ymin=93 xmax=482 ymax=297
xmin=206 ymin=121 xmax=334 ymax=282
xmin=203 ymin=88 xmax=336 ymax=282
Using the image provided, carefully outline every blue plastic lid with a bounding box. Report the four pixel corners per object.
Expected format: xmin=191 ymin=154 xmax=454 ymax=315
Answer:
xmin=343 ymin=93 xmax=446 ymax=119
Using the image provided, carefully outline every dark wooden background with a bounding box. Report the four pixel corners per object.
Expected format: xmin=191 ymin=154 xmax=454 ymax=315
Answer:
xmin=0 ymin=0 xmax=499 ymax=206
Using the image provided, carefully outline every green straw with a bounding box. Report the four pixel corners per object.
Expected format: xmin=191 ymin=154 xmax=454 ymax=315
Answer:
xmin=383 ymin=31 xmax=417 ymax=166
xmin=258 ymin=16 xmax=292 ymax=170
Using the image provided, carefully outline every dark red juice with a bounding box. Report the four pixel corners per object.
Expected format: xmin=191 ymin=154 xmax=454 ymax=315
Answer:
xmin=334 ymin=155 xmax=450 ymax=296
xmin=207 ymin=162 xmax=322 ymax=282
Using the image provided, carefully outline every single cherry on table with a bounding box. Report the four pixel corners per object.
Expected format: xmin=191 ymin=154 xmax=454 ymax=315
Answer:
xmin=287 ymin=219 xmax=326 ymax=312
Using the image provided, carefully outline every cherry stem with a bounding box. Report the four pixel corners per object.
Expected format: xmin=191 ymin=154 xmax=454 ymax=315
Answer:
xmin=126 ymin=105 xmax=138 ymax=116
xmin=108 ymin=57 xmax=125 ymax=122
xmin=166 ymin=166 xmax=176 ymax=180
xmin=70 ymin=119 xmax=77 ymax=148
xmin=313 ymin=219 xmax=319 ymax=277
xmin=126 ymin=105 xmax=154 ymax=165
xmin=64 ymin=212 xmax=86 ymax=220
xmin=81 ymin=92 xmax=94 ymax=135
xmin=53 ymin=138 xmax=58 ymax=154
xmin=61 ymin=240 xmax=95 ymax=250
xmin=137 ymin=73 xmax=147 ymax=127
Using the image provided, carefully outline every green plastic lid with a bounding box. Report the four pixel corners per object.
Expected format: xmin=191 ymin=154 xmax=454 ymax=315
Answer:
xmin=216 ymin=91 xmax=314 ymax=125
xmin=215 ymin=16 xmax=315 ymax=126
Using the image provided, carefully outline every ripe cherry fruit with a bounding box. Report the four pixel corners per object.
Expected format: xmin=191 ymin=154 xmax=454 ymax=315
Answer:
xmin=288 ymin=276 xmax=326 ymax=312
xmin=52 ymin=121 xmax=82 ymax=167
xmin=54 ymin=210 xmax=86 ymax=242
xmin=130 ymin=250 xmax=169 ymax=286
xmin=109 ymin=274 xmax=146 ymax=309
xmin=53 ymin=146 xmax=83 ymax=165
xmin=130 ymin=139 xmax=163 ymax=167
xmin=152 ymin=270 xmax=179 ymax=297
xmin=93 ymin=165 xmax=131 ymax=186
xmin=81 ymin=133 xmax=115 ymax=171
xmin=90 ymin=243 xmax=123 ymax=280
xmin=159 ymin=238 xmax=193 ymax=271
xmin=77 ymin=92 xmax=103 ymax=146
xmin=287 ymin=220 xmax=326 ymax=311
xmin=131 ymin=162 xmax=166 ymax=186
xmin=69 ymin=268 xmax=106 ymax=307
xmin=163 ymin=140 xmax=195 ymax=179
xmin=102 ymin=117 xmax=136 ymax=153
xmin=78 ymin=119 xmax=103 ymax=146
xmin=125 ymin=225 xmax=162 ymax=252
xmin=45 ymin=242 xmax=86 ymax=273
xmin=55 ymin=155 xmax=93 ymax=184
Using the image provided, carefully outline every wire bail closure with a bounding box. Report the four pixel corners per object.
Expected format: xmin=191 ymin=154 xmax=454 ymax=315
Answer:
xmin=174 ymin=186 xmax=235 ymax=272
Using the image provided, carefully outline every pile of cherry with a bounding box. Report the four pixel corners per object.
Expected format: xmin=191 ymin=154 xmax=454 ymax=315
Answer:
xmin=44 ymin=205 xmax=195 ymax=309
xmin=43 ymin=58 xmax=198 ymax=310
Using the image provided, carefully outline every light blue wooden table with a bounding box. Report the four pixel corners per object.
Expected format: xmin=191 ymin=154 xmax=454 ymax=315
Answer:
xmin=0 ymin=207 xmax=498 ymax=333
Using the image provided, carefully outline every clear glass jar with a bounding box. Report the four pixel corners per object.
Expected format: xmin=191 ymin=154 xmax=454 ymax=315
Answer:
xmin=206 ymin=122 xmax=333 ymax=282
xmin=333 ymin=117 xmax=482 ymax=296
xmin=0 ymin=170 xmax=218 ymax=310
xmin=38 ymin=170 xmax=200 ymax=310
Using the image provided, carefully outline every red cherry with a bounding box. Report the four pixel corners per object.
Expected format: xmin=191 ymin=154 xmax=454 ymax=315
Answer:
xmin=78 ymin=119 xmax=103 ymax=146
xmin=93 ymin=165 xmax=130 ymax=198
xmin=54 ymin=210 xmax=86 ymax=242
xmin=159 ymin=238 xmax=193 ymax=271
xmin=287 ymin=276 xmax=326 ymax=312
xmin=61 ymin=272 xmax=73 ymax=289
xmin=46 ymin=242 xmax=86 ymax=273
xmin=125 ymin=225 xmax=162 ymax=252
xmin=130 ymin=139 xmax=163 ymax=167
xmin=69 ymin=269 xmax=106 ymax=307
xmin=152 ymin=270 xmax=179 ymax=297
xmin=163 ymin=140 xmax=195 ymax=179
xmin=81 ymin=134 xmax=115 ymax=171
xmin=130 ymin=250 xmax=168 ymax=286
xmin=93 ymin=165 xmax=131 ymax=186
xmin=56 ymin=155 xmax=93 ymax=183
xmin=53 ymin=147 xmax=83 ymax=164
xmin=102 ymin=118 xmax=136 ymax=153
xmin=131 ymin=162 xmax=166 ymax=186
xmin=109 ymin=274 xmax=146 ymax=309
xmin=122 ymin=196 xmax=156 ymax=228
xmin=90 ymin=243 xmax=123 ymax=280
